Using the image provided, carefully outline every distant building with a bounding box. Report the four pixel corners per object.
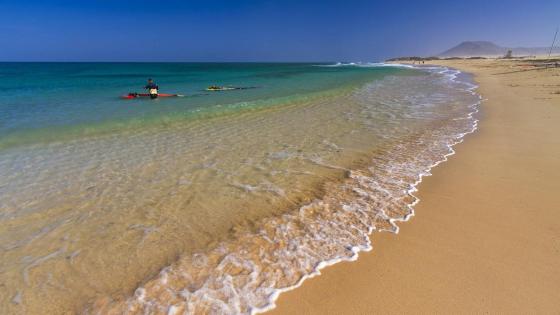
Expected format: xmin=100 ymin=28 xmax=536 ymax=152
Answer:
xmin=504 ymin=50 xmax=513 ymax=58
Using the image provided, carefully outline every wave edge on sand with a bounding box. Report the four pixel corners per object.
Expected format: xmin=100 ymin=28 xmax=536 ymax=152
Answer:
xmin=86 ymin=67 xmax=481 ymax=315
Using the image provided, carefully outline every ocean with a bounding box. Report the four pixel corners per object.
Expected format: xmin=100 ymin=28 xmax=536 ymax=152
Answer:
xmin=0 ymin=62 xmax=480 ymax=314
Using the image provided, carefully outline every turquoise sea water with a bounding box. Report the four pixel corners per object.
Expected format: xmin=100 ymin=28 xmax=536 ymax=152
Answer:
xmin=0 ymin=63 xmax=406 ymax=149
xmin=0 ymin=62 xmax=479 ymax=314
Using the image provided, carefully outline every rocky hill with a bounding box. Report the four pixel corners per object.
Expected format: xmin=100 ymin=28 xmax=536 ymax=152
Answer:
xmin=439 ymin=41 xmax=560 ymax=57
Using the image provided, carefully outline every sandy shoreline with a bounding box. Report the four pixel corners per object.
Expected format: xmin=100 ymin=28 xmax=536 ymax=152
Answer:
xmin=268 ymin=59 xmax=560 ymax=314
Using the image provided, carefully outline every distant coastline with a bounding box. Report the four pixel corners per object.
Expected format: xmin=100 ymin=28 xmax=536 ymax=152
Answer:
xmin=386 ymin=40 xmax=560 ymax=61
xmin=270 ymin=57 xmax=560 ymax=315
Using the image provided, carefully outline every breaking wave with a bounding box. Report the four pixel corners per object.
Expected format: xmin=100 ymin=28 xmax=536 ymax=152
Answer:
xmin=86 ymin=67 xmax=480 ymax=315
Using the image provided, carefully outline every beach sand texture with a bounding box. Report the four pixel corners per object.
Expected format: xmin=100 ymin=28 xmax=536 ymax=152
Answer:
xmin=269 ymin=59 xmax=560 ymax=314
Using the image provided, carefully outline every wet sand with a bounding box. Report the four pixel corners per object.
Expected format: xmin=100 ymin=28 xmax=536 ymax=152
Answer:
xmin=269 ymin=59 xmax=560 ymax=314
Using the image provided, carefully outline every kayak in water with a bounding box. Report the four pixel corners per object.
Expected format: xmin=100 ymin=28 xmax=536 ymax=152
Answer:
xmin=206 ymin=86 xmax=237 ymax=91
xmin=205 ymin=85 xmax=258 ymax=91
xmin=120 ymin=93 xmax=184 ymax=99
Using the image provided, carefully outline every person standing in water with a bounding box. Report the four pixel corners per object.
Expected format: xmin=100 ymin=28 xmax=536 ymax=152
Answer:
xmin=145 ymin=78 xmax=159 ymax=99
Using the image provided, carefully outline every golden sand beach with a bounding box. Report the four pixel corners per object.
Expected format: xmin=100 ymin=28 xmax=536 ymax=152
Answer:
xmin=269 ymin=58 xmax=560 ymax=314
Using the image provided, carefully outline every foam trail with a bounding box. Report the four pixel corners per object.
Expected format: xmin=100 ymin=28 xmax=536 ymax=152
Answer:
xmin=86 ymin=66 xmax=481 ymax=315
xmin=316 ymin=62 xmax=416 ymax=69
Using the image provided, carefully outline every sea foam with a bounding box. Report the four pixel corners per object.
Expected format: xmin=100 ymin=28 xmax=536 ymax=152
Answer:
xmin=86 ymin=66 xmax=481 ymax=315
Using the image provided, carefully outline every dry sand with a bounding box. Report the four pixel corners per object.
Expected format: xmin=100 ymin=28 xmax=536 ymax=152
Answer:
xmin=268 ymin=59 xmax=560 ymax=314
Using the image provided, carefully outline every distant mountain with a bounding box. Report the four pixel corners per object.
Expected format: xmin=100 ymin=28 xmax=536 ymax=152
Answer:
xmin=439 ymin=41 xmax=560 ymax=57
xmin=439 ymin=41 xmax=507 ymax=57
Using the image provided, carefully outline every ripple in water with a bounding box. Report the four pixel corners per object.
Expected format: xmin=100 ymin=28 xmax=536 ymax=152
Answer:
xmin=85 ymin=68 xmax=480 ymax=314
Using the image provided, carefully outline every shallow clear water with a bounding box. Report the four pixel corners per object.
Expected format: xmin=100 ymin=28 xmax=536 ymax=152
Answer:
xmin=0 ymin=63 xmax=479 ymax=314
xmin=0 ymin=63 xmax=404 ymax=149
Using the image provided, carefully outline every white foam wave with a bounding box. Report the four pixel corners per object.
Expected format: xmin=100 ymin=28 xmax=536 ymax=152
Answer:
xmin=87 ymin=66 xmax=481 ymax=315
xmin=316 ymin=62 xmax=416 ymax=69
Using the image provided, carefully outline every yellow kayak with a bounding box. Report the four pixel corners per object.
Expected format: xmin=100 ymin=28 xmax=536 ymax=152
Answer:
xmin=206 ymin=86 xmax=238 ymax=91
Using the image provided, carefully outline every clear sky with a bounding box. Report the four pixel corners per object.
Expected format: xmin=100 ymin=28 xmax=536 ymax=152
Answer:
xmin=1 ymin=0 xmax=559 ymax=62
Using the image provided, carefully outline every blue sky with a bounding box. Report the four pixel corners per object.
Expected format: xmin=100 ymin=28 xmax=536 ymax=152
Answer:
xmin=1 ymin=0 xmax=559 ymax=61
